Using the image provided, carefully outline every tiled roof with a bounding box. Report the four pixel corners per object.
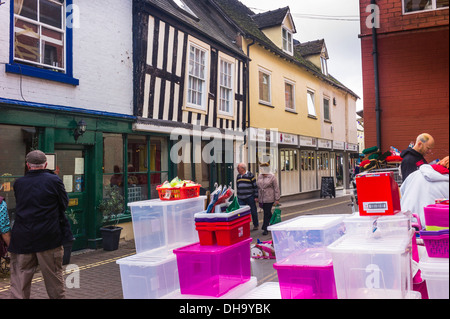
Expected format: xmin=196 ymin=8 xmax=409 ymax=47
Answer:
xmin=296 ymin=39 xmax=325 ymax=57
xmin=251 ymin=7 xmax=290 ymax=29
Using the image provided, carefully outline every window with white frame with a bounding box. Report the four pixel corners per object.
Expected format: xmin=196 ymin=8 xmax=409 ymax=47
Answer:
xmin=282 ymin=28 xmax=293 ymax=55
xmin=403 ymin=0 xmax=448 ymax=13
xmin=13 ymin=0 xmax=66 ymax=72
xmin=218 ymin=58 xmax=234 ymax=116
xmin=323 ymin=96 xmax=331 ymax=121
xmin=258 ymin=69 xmax=272 ymax=105
xmin=321 ymin=57 xmax=328 ymax=76
xmin=307 ymin=90 xmax=317 ymax=117
xmin=187 ymin=43 xmax=208 ymax=110
xmin=284 ymin=80 xmax=295 ymax=111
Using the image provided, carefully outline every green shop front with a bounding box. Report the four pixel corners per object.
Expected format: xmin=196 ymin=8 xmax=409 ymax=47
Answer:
xmin=0 ymin=99 xmax=173 ymax=251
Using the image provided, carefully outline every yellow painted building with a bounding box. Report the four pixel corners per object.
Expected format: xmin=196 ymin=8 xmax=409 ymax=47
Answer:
xmin=216 ymin=1 xmax=360 ymax=196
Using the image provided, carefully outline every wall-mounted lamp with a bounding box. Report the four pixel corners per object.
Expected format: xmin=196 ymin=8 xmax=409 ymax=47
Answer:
xmin=74 ymin=120 xmax=87 ymax=141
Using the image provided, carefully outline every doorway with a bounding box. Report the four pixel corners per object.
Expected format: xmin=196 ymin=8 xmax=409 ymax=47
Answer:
xmin=55 ymin=146 xmax=90 ymax=251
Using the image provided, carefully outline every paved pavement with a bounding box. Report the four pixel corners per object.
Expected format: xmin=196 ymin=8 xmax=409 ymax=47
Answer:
xmin=0 ymin=191 xmax=353 ymax=299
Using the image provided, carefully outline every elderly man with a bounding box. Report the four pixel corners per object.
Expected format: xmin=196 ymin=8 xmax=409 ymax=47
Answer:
xmin=400 ymin=133 xmax=435 ymax=182
xmin=236 ymin=163 xmax=259 ymax=230
xmin=9 ymin=150 xmax=73 ymax=299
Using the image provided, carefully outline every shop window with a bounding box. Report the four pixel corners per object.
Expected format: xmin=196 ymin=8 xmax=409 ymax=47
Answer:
xmin=0 ymin=124 xmax=38 ymax=213
xmin=128 ymin=135 xmax=149 ymax=202
xmin=103 ymin=133 xmax=124 ymax=194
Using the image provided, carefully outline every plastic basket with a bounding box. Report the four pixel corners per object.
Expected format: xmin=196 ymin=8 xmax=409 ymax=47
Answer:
xmin=156 ymin=185 xmax=200 ymax=201
xmin=420 ymin=229 xmax=449 ymax=258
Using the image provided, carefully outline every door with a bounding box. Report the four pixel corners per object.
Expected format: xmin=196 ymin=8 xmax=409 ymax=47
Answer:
xmin=54 ymin=146 xmax=89 ymax=251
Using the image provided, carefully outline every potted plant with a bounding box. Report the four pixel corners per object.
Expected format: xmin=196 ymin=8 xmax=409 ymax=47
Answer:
xmin=98 ymin=185 xmax=124 ymax=251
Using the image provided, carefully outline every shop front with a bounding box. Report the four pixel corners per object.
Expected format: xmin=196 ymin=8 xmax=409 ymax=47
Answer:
xmin=0 ymin=102 xmax=173 ymax=250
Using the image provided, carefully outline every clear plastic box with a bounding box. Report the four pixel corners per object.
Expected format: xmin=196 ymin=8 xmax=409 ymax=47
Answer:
xmin=343 ymin=211 xmax=411 ymax=237
xmin=419 ymin=256 xmax=449 ymax=299
xmin=268 ymin=215 xmax=346 ymax=264
xmin=173 ymin=238 xmax=252 ymax=297
xmin=128 ymin=196 xmax=205 ymax=255
xmin=116 ymin=252 xmax=179 ymax=299
xmin=241 ymin=282 xmax=282 ymax=299
xmin=328 ymin=233 xmax=413 ymax=299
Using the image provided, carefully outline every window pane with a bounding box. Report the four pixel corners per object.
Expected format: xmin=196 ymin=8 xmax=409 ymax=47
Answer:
xmin=16 ymin=0 xmax=38 ymax=20
xmin=103 ymin=134 xmax=124 ymax=174
xmin=259 ymin=71 xmax=270 ymax=103
xmin=40 ymin=0 xmax=62 ymax=29
xmin=437 ymin=0 xmax=449 ymax=8
xmin=43 ymin=39 xmax=64 ymax=68
xmin=324 ymin=98 xmax=330 ymax=120
xmin=285 ymin=83 xmax=294 ymax=110
xmin=14 ymin=19 xmax=40 ymax=63
xmin=307 ymin=91 xmax=316 ymax=116
xmin=404 ymin=0 xmax=432 ymax=12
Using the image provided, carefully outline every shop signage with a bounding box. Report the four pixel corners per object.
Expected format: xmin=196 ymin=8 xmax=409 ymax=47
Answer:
xmin=333 ymin=141 xmax=345 ymax=150
xmin=299 ymin=136 xmax=317 ymax=147
xmin=249 ymin=127 xmax=276 ymax=143
xmin=345 ymin=143 xmax=359 ymax=152
xmin=318 ymin=139 xmax=332 ymax=149
xmin=278 ymin=133 xmax=298 ymax=145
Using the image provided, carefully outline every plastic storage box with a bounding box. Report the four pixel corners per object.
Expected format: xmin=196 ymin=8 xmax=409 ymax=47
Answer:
xmin=241 ymin=282 xmax=282 ymax=299
xmin=268 ymin=215 xmax=346 ymax=264
xmin=419 ymin=229 xmax=449 ymax=258
xmin=328 ymin=233 xmax=413 ymax=299
xmin=196 ymin=214 xmax=251 ymax=246
xmin=424 ymin=204 xmax=449 ymax=230
xmin=173 ymin=238 xmax=252 ymax=297
xmin=274 ymin=257 xmax=337 ymax=299
xmin=116 ymin=252 xmax=179 ymax=299
xmin=128 ymin=196 xmax=205 ymax=255
xmin=356 ymin=172 xmax=401 ymax=216
xmin=419 ymin=256 xmax=449 ymax=299
xmin=343 ymin=212 xmax=411 ymax=237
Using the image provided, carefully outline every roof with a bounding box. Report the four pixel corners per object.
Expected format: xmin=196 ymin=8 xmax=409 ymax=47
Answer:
xmin=142 ymin=0 xmax=246 ymax=58
xmin=251 ymin=7 xmax=290 ymax=29
xmin=296 ymin=39 xmax=327 ymax=58
xmin=211 ymin=0 xmax=359 ymax=99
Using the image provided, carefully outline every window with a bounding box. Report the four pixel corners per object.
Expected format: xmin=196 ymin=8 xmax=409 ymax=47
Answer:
xmin=284 ymin=80 xmax=295 ymax=111
xmin=259 ymin=69 xmax=271 ymax=105
xmin=187 ymin=43 xmax=208 ymax=110
xmin=219 ymin=59 xmax=234 ymax=116
xmin=323 ymin=97 xmax=331 ymax=121
xmin=307 ymin=90 xmax=317 ymax=117
xmin=321 ymin=57 xmax=328 ymax=76
xmin=282 ymin=28 xmax=293 ymax=55
xmin=13 ymin=0 xmax=65 ymax=71
xmin=172 ymin=0 xmax=198 ymax=19
xmin=403 ymin=0 xmax=449 ymax=13
xmin=280 ymin=149 xmax=298 ymax=171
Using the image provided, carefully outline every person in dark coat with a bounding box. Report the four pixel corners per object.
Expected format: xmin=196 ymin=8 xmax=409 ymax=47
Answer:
xmin=400 ymin=133 xmax=435 ymax=182
xmin=9 ymin=150 xmax=73 ymax=299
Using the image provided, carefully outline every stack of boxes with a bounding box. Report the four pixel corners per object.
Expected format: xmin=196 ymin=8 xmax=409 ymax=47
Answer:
xmin=172 ymin=203 xmax=256 ymax=298
xmin=116 ymin=196 xmax=206 ymax=299
xmin=268 ymin=215 xmax=346 ymax=299
xmin=418 ymin=203 xmax=449 ymax=299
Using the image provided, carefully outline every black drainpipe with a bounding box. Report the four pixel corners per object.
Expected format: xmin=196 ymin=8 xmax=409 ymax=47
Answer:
xmin=245 ymin=39 xmax=255 ymax=134
xmin=371 ymin=0 xmax=382 ymax=150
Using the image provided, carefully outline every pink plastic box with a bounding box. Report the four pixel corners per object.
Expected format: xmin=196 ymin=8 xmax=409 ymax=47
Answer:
xmin=424 ymin=204 xmax=449 ymax=228
xmin=173 ymin=238 xmax=252 ymax=297
xmin=273 ymin=259 xmax=337 ymax=299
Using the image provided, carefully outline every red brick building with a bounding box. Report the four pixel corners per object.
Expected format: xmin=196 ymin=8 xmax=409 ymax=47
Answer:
xmin=359 ymin=0 xmax=449 ymax=161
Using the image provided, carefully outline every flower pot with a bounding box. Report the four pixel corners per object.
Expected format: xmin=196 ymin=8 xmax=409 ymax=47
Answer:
xmin=100 ymin=226 xmax=123 ymax=251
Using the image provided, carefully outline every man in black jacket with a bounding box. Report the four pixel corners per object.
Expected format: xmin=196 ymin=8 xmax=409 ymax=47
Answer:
xmin=9 ymin=150 xmax=73 ymax=299
xmin=400 ymin=133 xmax=435 ymax=182
xmin=236 ymin=163 xmax=259 ymax=230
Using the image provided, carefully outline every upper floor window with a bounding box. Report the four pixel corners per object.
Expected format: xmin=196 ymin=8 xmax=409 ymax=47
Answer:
xmin=187 ymin=43 xmax=208 ymax=111
xmin=307 ymin=89 xmax=317 ymax=117
xmin=258 ymin=68 xmax=272 ymax=105
xmin=282 ymin=28 xmax=293 ymax=55
xmin=218 ymin=58 xmax=234 ymax=116
xmin=321 ymin=57 xmax=328 ymax=76
xmin=14 ymin=0 xmax=65 ymax=72
xmin=403 ymin=0 xmax=449 ymax=13
xmin=323 ymin=96 xmax=331 ymax=121
xmin=171 ymin=0 xmax=198 ymax=19
xmin=284 ymin=80 xmax=295 ymax=112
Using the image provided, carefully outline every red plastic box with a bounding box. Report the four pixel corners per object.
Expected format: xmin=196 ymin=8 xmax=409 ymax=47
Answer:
xmin=196 ymin=215 xmax=251 ymax=246
xmin=356 ymin=172 xmax=401 ymax=216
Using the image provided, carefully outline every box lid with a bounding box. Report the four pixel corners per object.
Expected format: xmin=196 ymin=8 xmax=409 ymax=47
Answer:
xmin=327 ymin=233 xmax=412 ymax=254
xmin=419 ymin=255 xmax=449 ymax=278
xmin=116 ymin=251 xmax=176 ymax=266
xmin=128 ymin=195 xmax=206 ymax=207
xmin=174 ymin=238 xmax=252 ymax=255
xmin=268 ymin=215 xmax=345 ymax=231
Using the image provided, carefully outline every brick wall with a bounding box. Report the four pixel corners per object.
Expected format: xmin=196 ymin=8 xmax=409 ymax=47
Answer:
xmin=360 ymin=0 xmax=449 ymax=36
xmin=361 ymin=28 xmax=449 ymax=160
xmin=0 ymin=1 xmax=134 ymax=115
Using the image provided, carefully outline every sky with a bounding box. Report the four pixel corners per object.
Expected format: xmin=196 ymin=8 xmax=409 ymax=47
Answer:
xmin=239 ymin=0 xmax=364 ymax=111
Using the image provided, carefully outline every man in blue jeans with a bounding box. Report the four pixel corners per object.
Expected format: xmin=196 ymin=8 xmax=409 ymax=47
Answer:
xmin=236 ymin=163 xmax=259 ymax=230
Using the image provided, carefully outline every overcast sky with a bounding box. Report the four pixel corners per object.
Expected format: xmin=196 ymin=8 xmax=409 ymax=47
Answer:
xmin=239 ymin=0 xmax=363 ymax=111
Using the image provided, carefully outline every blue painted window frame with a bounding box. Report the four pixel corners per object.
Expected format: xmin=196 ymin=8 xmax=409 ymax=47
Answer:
xmin=6 ymin=0 xmax=79 ymax=86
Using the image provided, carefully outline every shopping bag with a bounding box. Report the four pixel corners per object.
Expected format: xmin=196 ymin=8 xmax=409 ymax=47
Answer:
xmin=270 ymin=206 xmax=282 ymax=225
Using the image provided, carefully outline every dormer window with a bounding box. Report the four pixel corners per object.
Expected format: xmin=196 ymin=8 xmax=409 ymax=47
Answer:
xmin=321 ymin=57 xmax=328 ymax=76
xmin=172 ymin=0 xmax=198 ymax=19
xmin=282 ymin=28 xmax=293 ymax=55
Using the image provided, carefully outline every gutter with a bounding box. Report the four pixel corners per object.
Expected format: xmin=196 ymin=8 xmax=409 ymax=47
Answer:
xmin=371 ymin=0 xmax=382 ymax=149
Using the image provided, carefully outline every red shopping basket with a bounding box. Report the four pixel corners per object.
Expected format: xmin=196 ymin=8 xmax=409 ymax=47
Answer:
xmin=156 ymin=185 xmax=200 ymax=201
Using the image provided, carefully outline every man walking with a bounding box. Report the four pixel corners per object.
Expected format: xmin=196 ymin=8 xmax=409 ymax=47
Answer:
xmin=236 ymin=163 xmax=259 ymax=230
xmin=9 ymin=150 xmax=73 ymax=299
xmin=400 ymin=133 xmax=435 ymax=182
